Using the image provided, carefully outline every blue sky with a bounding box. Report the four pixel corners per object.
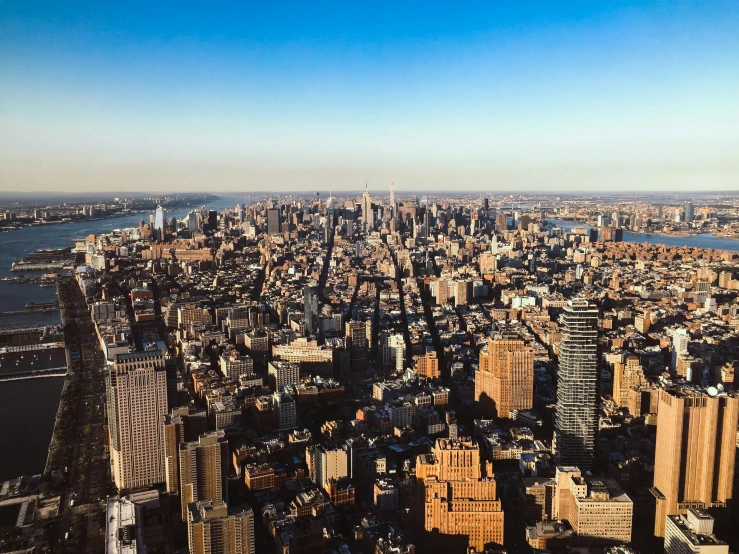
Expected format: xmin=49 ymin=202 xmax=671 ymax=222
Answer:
xmin=1 ymin=1 xmax=738 ymax=192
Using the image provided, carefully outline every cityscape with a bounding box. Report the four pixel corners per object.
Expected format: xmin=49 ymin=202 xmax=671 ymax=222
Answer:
xmin=2 ymin=2 xmax=739 ymax=554
xmin=1 ymin=188 xmax=739 ymax=554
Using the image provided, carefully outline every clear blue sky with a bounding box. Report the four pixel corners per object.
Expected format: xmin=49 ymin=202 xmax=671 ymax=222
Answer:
xmin=1 ymin=1 xmax=738 ymax=193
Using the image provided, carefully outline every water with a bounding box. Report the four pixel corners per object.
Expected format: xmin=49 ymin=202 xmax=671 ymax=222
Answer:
xmin=0 ymin=195 xmax=237 ymax=481
xmin=548 ymin=219 xmax=739 ymax=252
xmin=0 ymin=378 xmax=65 ymax=481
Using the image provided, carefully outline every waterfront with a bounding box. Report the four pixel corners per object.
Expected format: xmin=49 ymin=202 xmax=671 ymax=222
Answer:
xmin=548 ymin=219 xmax=739 ymax=252
xmin=0 ymin=196 xmax=237 ymax=482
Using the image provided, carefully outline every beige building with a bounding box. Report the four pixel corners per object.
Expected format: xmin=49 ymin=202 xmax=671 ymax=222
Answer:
xmin=415 ymin=438 xmax=504 ymax=551
xmin=475 ymin=337 xmax=534 ymax=418
xmin=613 ymin=355 xmax=645 ymax=408
xmin=219 ymin=351 xmax=254 ymax=380
xmin=553 ymin=466 xmax=633 ymax=545
xmin=187 ymin=501 xmax=255 ymax=554
xmin=267 ymin=361 xmax=300 ymax=391
xmin=179 ymin=430 xmax=228 ymax=520
xmin=107 ymin=350 xmax=168 ymax=491
xmin=163 ymin=407 xmax=187 ymax=494
xmin=306 ymin=444 xmax=348 ymax=490
xmin=664 ymin=509 xmax=729 ymax=554
xmin=652 ymin=386 xmax=739 ymax=538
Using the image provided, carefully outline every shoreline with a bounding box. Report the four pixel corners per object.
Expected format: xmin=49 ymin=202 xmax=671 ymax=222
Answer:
xmin=0 ymin=195 xmax=221 ymax=233
xmin=548 ymin=219 xmax=739 ymax=243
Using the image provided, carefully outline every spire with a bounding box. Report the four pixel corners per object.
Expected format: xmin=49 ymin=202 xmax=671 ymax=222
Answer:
xmin=365 ymin=180 xmax=368 ymax=192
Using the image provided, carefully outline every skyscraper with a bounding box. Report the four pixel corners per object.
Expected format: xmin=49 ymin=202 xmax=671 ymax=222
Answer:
xmin=652 ymin=386 xmax=739 ymax=538
xmin=361 ymin=182 xmax=373 ymax=232
xmin=266 ymin=208 xmax=280 ymax=235
xmin=553 ymin=299 xmax=600 ymax=471
xmin=187 ymin=501 xmax=255 ymax=554
xmin=415 ymin=438 xmax=504 ymax=551
xmin=107 ymin=350 xmax=168 ymax=491
xmin=475 ymin=336 xmax=535 ymax=418
xmin=179 ymin=430 xmax=228 ymax=520
xmin=389 ymin=180 xmax=395 ymax=213
xmin=303 ymin=284 xmax=319 ymax=337
xmin=154 ymin=205 xmax=167 ymax=239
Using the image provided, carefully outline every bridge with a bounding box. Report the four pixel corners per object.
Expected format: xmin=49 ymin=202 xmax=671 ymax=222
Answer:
xmin=0 ymin=367 xmax=68 ymax=382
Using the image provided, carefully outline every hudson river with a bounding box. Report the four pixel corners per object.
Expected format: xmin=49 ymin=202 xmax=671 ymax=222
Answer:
xmin=0 ymin=196 xmax=237 ymax=481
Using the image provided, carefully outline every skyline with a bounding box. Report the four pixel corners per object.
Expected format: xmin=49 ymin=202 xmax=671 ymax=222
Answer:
xmin=2 ymin=1 xmax=739 ymax=192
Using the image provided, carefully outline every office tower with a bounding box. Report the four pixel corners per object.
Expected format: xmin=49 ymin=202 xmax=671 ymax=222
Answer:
xmin=381 ymin=332 xmax=406 ymax=371
xmin=552 ymin=466 xmax=633 ymax=545
xmin=652 ymin=386 xmax=739 ymax=538
xmin=187 ymin=210 xmax=199 ymax=233
xmin=415 ymin=438 xmax=504 ymax=551
xmin=164 ymin=408 xmax=186 ymax=494
xmin=107 ymin=350 xmax=168 ymax=491
xmin=390 ymin=180 xmax=395 ymax=212
xmin=361 ymin=182 xmax=373 ymax=232
xmin=187 ymin=501 xmax=255 ymax=554
xmin=303 ymin=285 xmax=319 ymax=337
xmin=266 ymin=208 xmax=280 ymax=235
xmin=179 ymin=429 xmax=229 ymax=521
xmin=179 ymin=430 xmax=228 ymax=520
xmin=671 ymin=328 xmax=689 ymax=371
xmin=415 ymin=349 xmax=439 ymax=379
xmin=683 ymin=201 xmax=695 ymax=223
xmin=267 ymin=361 xmax=300 ymax=391
xmin=475 ymin=336 xmax=534 ymax=419
xmin=272 ymin=391 xmax=297 ymax=430
xmin=612 ymin=355 xmax=645 ymax=409
xmin=206 ymin=210 xmax=217 ymax=229
xmin=306 ymin=444 xmax=348 ymax=490
xmin=154 ymin=205 xmax=167 ymax=239
xmin=664 ymin=509 xmax=728 ymax=554
xmin=553 ymin=299 xmax=599 ymax=471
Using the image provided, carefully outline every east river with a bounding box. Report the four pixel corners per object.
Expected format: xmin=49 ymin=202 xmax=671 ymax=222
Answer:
xmin=0 ymin=196 xmax=238 ymax=481
xmin=548 ymin=219 xmax=739 ymax=253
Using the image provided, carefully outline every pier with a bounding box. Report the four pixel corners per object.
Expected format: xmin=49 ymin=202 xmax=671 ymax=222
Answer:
xmin=0 ymin=367 xmax=67 ymax=382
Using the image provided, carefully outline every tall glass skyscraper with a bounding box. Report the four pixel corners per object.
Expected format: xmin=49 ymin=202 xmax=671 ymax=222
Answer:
xmin=553 ymin=299 xmax=600 ymax=471
xmin=154 ymin=204 xmax=167 ymax=239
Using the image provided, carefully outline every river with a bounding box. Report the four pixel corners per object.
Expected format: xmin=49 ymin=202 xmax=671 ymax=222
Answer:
xmin=0 ymin=195 xmax=239 ymax=481
xmin=548 ymin=219 xmax=739 ymax=253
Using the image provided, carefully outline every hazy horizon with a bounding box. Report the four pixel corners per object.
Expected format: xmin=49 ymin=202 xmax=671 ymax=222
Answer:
xmin=2 ymin=2 xmax=738 ymax=192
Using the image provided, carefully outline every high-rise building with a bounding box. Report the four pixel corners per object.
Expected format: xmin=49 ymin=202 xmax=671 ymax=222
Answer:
xmin=187 ymin=210 xmax=199 ymax=233
xmin=267 ymin=361 xmax=300 ymax=391
xmin=306 ymin=444 xmax=349 ymax=490
xmin=154 ymin=205 xmax=167 ymax=239
xmin=107 ymin=350 xmax=168 ymax=491
xmin=187 ymin=501 xmax=255 ymax=554
xmin=415 ymin=438 xmax=504 ymax=551
xmin=553 ymin=299 xmax=600 ymax=471
xmin=266 ymin=208 xmax=280 ymax=235
xmin=361 ymin=183 xmax=373 ymax=232
xmin=552 ymin=466 xmax=633 ymax=545
xmin=389 ymin=180 xmax=395 ymax=213
xmin=652 ymin=386 xmax=739 ymax=538
xmin=612 ymin=355 xmax=645 ymax=409
xmin=164 ymin=408 xmax=186 ymax=495
xmin=475 ymin=336 xmax=534 ymax=418
xmin=273 ymin=391 xmax=297 ymax=430
xmin=179 ymin=430 xmax=228 ymax=520
xmin=303 ymin=285 xmax=319 ymax=337
xmin=683 ymin=201 xmax=695 ymax=223
xmin=415 ymin=349 xmax=439 ymax=379
xmin=664 ymin=509 xmax=728 ymax=554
